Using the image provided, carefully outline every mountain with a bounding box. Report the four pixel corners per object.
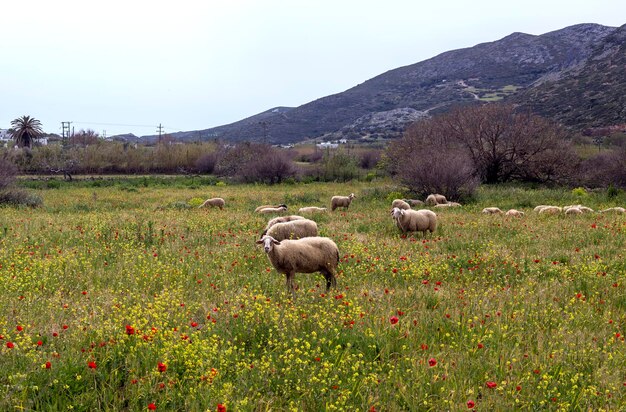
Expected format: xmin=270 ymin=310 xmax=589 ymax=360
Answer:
xmin=513 ymin=23 xmax=626 ymax=129
xmin=132 ymin=23 xmax=623 ymax=144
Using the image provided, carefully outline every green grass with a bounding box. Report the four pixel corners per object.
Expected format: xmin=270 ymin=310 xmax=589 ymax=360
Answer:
xmin=1 ymin=180 xmax=626 ymax=411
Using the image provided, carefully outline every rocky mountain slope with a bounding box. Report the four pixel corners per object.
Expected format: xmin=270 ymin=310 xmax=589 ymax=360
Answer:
xmin=137 ymin=23 xmax=622 ymax=144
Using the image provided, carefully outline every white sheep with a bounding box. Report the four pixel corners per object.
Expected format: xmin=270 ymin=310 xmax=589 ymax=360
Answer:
xmin=298 ymin=206 xmax=328 ymax=213
xmin=600 ymin=207 xmax=626 ymax=214
xmin=391 ymin=207 xmax=437 ymax=236
xmin=404 ymin=199 xmax=425 ymax=206
xmin=505 ymin=209 xmax=525 ymax=217
xmin=198 ymin=197 xmax=225 ymax=210
xmin=261 ymin=215 xmax=306 ymax=236
xmin=265 ymin=219 xmax=318 ymax=241
xmin=533 ymin=205 xmax=551 ymax=212
xmin=425 ymin=194 xmax=447 ymax=206
xmin=482 ymin=207 xmax=504 ymax=215
xmin=434 ymin=202 xmax=461 ymax=208
xmin=538 ymin=206 xmax=562 ymax=215
xmin=391 ymin=199 xmax=411 ymax=210
xmin=257 ymin=235 xmax=339 ymax=298
xmin=565 ymin=207 xmax=583 ymax=215
xmin=257 ymin=205 xmax=288 ymax=214
xmin=255 ymin=203 xmax=287 ymax=213
xmin=331 ymin=193 xmax=355 ymax=211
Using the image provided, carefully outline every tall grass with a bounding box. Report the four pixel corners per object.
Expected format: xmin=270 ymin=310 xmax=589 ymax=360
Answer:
xmin=1 ymin=180 xmax=625 ymax=411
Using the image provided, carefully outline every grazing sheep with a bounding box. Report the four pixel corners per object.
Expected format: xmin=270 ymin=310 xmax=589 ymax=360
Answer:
xmin=565 ymin=207 xmax=583 ymax=216
xmin=482 ymin=207 xmax=504 ymax=215
xmin=505 ymin=209 xmax=525 ymax=217
xmin=298 ymin=206 xmax=328 ymax=213
xmin=391 ymin=199 xmax=411 ymax=210
xmin=563 ymin=205 xmax=594 ymax=214
xmin=198 ymin=197 xmax=225 ymax=210
xmin=331 ymin=193 xmax=356 ymax=211
xmin=261 ymin=215 xmax=306 ymax=236
xmin=255 ymin=204 xmax=287 ymax=213
xmin=425 ymin=194 xmax=447 ymax=206
xmin=258 ymin=205 xmax=288 ymax=214
xmin=265 ymin=219 xmax=318 ymax=241
xmin=404 ymin=199 xmax=425 ymax=206
xmin=600 ymin=207 xmax=626 ymax=214
xmin=257 ymin=235 xmax=339 ymax=298
xmin=538 ymin=206 xmax=562 ymax=215
xmin=533 ymin=205 xmax=551 ymax=213
xmin=391 ymin=207 xmax=437 ymax=236
xmin=434 ymin=202 xmax=461 ymax=208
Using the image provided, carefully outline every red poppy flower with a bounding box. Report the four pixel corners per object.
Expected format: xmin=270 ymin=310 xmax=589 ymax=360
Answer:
xmin=428 ymin=358 xmax=437 ymax=367
xmin=16 ymin=325 xmax=23 ymax=332
xmin=45 ymin=361 xmax=51 ymax=369
xmin=486 ymin=381 xmax=497 ymax=388
xmin=467 ymin=400 xmax=475 ymax=409
xmin=477 ymin=343 xmax=484 ymax=349
xmin=158 ymin=362 xmax=167 ymax=373
xmin=125 ymin=325 xmax=135 ymax=335
xmin=37 ymin=340 xmax=43 ymax=346
xmin=389 ymin=316 xmax=399 ymax=325
xmin=217 ymin=404 xmax=226 ymax=412
xmin=148 ymin=403 xmax=157 ymax=410
xmin=6 ymin=342 xmax=14 ymax=349
xmin=88 ymin=361 xmax=97 ymax=369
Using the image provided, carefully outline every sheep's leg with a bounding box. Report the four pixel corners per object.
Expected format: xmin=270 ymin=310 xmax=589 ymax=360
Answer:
xmin=321 ymin=269 xmax=337 ymax=291
xmin=286 ymin=271 xmax=296 ymax=299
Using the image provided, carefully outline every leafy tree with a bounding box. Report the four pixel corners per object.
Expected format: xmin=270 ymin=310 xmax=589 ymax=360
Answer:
xmin=9 ymin=115 xmax=44 ymax=149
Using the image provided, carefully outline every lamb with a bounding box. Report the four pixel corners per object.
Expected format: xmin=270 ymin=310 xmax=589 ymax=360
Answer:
xmin=538 ymin=206 xmax=562 ymax=215
xmin=298 ymin=206 xmax=328 ymax=213
xmin=482 ymin=207 xmax=504 ymax=215
xmin=505 ymin=209 xmax=525 ymax=217
xmin=404 ymin=199 xmax=425 ymax=206
xmin=600 ymin=207 xmax=626 ymax=214
xmin=257 ymin=205 xmax=288 ymax=214
xmin=198 ymin=197 xmax=225 ymax=210
xmin=391 ymin=207 xmax=437 ymax=236
xmin=391 ymin=199 xmax=411 ymax=210
xmin=261 ymin=215 xmax=306 ymax=236
xmin=255 ymin=203 xmax=287 ymax=213
xmin=331 ymin=193 xmax=356 ymax=211
xmin=264 ymin=219 xmax=318 ymax=241
xmin=257 ymin=235 xmax=339 ymax=298
xmin=425 ymin=194 xmax=447 ymax=206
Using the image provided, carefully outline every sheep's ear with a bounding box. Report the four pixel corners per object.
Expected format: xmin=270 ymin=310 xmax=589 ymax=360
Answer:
xmin=272 ymin=239 xmax=281 ymax=245
xmin=256 ymin=239 xmax=264 ymax=244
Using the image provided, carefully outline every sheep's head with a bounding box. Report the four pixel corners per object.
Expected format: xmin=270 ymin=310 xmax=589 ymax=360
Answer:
xmin=279 ymin=204 xmax=288 ymax=209
xmin=349 ymin=193 xmax=356 ymax=200
xmin=391 ymin=207 xmax=404 ymax=220
xmin=256 ymin=235 xmax=280 ymax=253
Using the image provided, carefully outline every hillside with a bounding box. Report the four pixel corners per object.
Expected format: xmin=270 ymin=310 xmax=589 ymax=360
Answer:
xmin=514 ymin=23 xmax=626 ymax=129
xmin=135 ymin=23 xmax=622 ymax=144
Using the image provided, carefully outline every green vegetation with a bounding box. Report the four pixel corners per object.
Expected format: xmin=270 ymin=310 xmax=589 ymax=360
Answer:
xmin=1 ymin=180 xmax=626 ymax=410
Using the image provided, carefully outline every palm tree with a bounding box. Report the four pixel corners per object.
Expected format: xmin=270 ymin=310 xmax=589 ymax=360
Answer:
xmin=9 ymin=115 xmax=44 ymax=149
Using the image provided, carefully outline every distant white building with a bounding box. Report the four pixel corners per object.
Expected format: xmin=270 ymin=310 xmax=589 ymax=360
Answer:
xmin=316 ymin=141 xmax=338 ymax=149
xmin=0 ymin=129 xmax=11 ymax=146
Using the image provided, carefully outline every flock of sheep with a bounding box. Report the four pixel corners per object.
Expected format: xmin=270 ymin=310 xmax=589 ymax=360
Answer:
xmin=197 ymin=192 xmax=624 ymax=298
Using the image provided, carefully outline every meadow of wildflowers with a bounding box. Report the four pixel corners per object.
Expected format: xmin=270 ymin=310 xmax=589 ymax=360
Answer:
xmin=0 ymin=180 xmax=625 ymax=411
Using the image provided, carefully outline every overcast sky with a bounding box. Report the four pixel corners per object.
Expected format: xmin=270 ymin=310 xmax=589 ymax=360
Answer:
xmin=1 ymin=0 xmax=624 ymax=137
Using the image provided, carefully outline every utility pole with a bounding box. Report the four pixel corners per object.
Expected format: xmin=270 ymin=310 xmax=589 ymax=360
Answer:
xmin=102 ymin=130 xmax=107 ymax=140
xmin=157 ymin=123 xmax=164 ymax=144
xmin=61 ymin=121 xmax=72 ymax=144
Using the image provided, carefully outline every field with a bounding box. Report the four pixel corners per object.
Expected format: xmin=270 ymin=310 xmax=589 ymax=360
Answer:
xmin=1 ymin=179 xmax=626 ymax=411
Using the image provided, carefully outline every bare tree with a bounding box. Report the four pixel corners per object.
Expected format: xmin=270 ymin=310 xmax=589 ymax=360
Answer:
xmin=388 ymin=104 xmax=576 ymax=191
